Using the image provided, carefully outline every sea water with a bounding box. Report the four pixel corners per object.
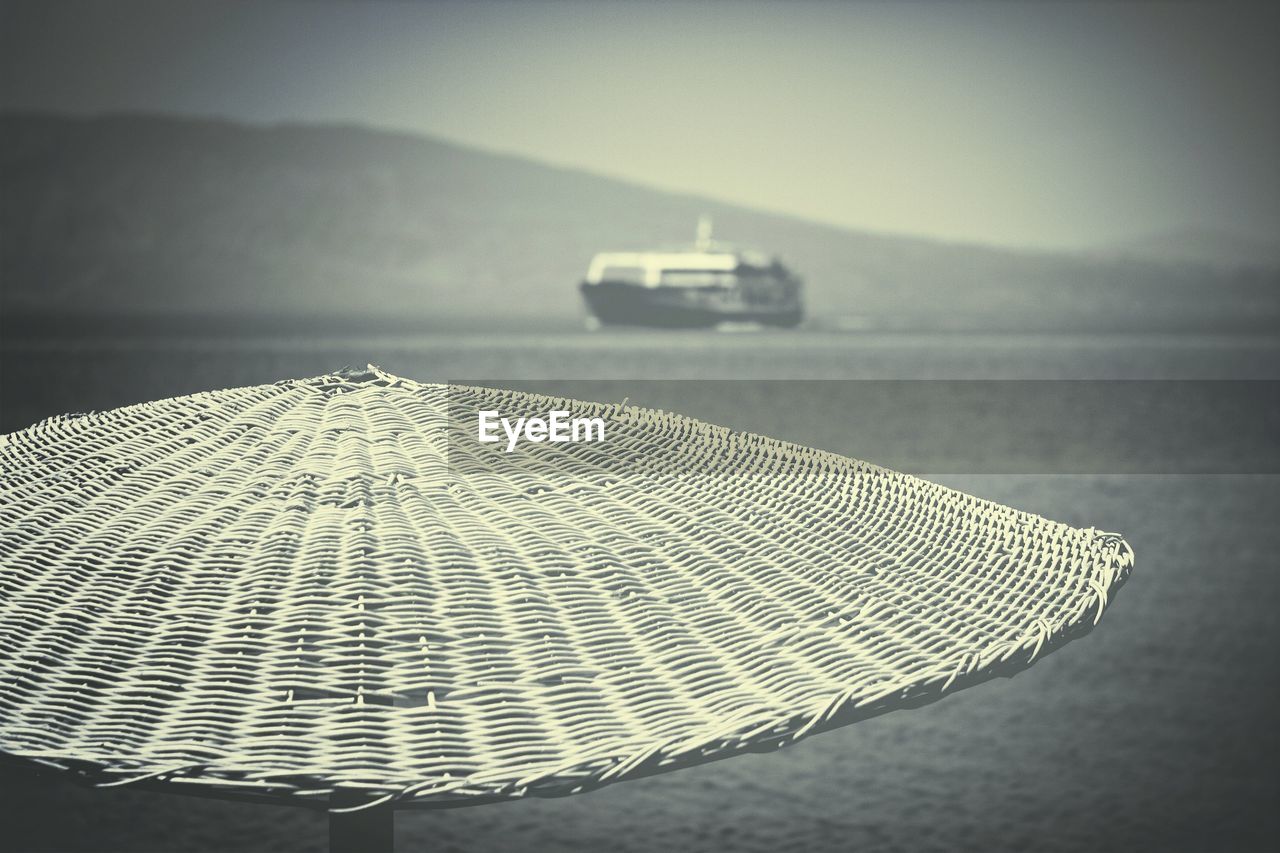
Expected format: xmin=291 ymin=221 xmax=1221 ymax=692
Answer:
xmin=2 ymin=330 xmax=1278 ymax=851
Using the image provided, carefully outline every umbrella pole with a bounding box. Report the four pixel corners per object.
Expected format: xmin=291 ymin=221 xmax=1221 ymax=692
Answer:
xmin=329 ymin=789 xmax=394 ymax=853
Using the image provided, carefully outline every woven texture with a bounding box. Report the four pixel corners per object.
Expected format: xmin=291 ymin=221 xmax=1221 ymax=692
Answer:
xmin=0 ymin=366 xmax=1134 ymax=808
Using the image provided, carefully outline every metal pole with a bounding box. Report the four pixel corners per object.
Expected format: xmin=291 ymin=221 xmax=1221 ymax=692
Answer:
xmin=329 ymin=691 xmax=396 ymax=853
xmin=329 ymin=789 xmax=394 ymax=853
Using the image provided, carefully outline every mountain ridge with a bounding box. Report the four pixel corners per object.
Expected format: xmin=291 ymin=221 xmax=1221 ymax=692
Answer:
xmin=3 ymin=112 xmax=1277 ymax=334
xmin=1096 ymin=226 xmax=1280 ymax=271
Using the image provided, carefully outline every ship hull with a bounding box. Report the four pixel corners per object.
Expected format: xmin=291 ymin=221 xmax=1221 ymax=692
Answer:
xmin=580 ymin=281 xmax=803 ymax=329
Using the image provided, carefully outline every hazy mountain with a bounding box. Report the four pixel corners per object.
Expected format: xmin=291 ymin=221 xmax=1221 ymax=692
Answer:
xmin=1098 ymin=227 xmax=1280 ymax=271
xmin=3 ymin=113 xmax=1277 ymax=333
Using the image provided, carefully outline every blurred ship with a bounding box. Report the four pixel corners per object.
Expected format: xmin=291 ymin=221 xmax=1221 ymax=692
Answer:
xmin=580 ymin=218 xmax=803 ymax=328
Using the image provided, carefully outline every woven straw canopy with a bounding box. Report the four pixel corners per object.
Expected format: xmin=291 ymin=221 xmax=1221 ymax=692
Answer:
xmin=0 ymin=366 xmax=1133 ymax=809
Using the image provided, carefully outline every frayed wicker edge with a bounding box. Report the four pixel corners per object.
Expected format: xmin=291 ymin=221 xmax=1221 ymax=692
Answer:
xmin=0 ymin=536 xmax=1133 ymax=812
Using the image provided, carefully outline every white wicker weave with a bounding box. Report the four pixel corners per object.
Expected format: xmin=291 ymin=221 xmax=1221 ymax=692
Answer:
xmin=0 ymin=365 xmax=1133 ymax=808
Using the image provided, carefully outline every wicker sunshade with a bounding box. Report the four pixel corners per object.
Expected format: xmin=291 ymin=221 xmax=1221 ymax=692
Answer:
xmin=0 ymin=365 xmax=1133 ymax=813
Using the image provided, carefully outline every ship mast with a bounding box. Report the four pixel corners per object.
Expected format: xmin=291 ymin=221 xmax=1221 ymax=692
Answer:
xmin=696 ymin=215 xmax=713 ymax=251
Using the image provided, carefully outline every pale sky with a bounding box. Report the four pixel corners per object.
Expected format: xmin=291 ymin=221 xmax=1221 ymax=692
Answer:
xmin=2 ymin=0 xmax=1277 ymax=250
